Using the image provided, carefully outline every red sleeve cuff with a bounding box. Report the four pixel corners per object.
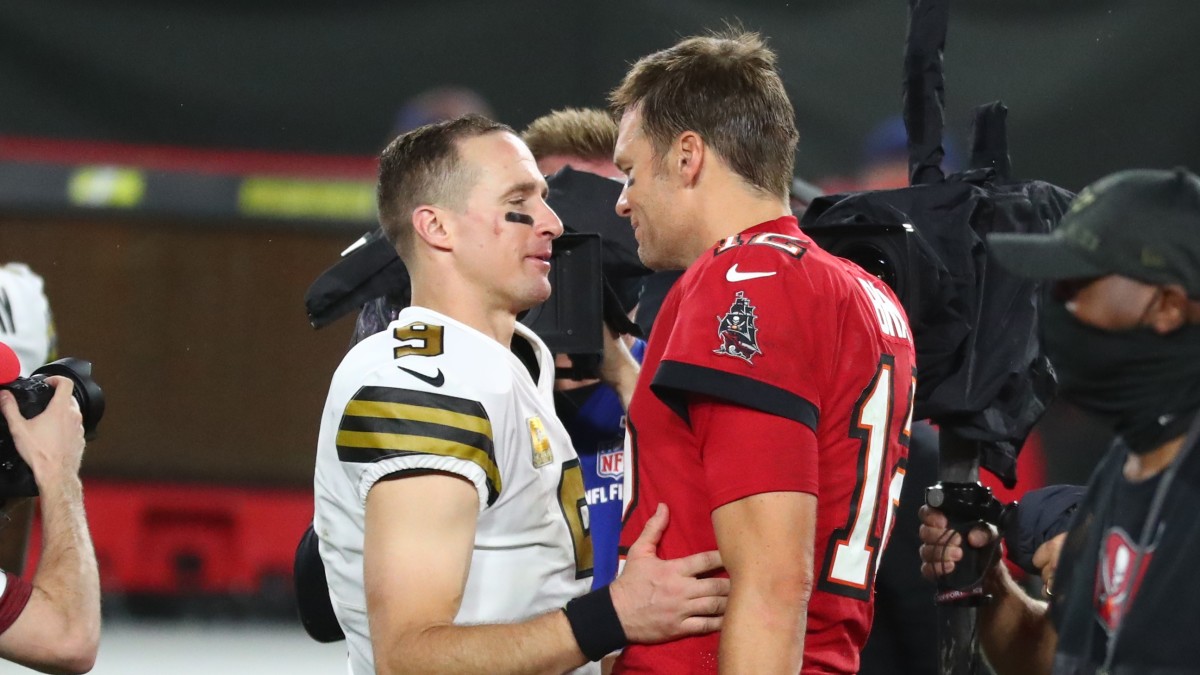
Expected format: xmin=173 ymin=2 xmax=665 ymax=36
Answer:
xmin=0 ymin=571 xmax=33 ymax=635
xmin=690 ymin=396 xmax=819 ymax=511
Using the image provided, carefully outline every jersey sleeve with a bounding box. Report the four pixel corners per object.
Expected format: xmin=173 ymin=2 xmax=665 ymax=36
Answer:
xmin=691 ymin=395 xmax=819 ymax=510
xmin=650 ymin=245 xmax=829 ymax=432
xmin=335 ymin=377 xmax=500 ymax=512
xmin=0 ymin=570 xmax=32 ymax=636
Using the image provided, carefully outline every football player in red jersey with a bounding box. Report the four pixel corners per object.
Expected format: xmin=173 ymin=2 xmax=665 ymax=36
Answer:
xmin=609 ymin=30 xmax=917 ymax=674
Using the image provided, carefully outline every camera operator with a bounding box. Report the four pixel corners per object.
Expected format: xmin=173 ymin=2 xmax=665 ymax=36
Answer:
xmin=919 ymin=168 xmax=1200 ymax=674
xmin=0 ymin=262 xmax=98 ymax=673
xmin=0 ymin=262 xmax=56 ymax=577
xmin=0 ymin=376 xmax=100 ymax=674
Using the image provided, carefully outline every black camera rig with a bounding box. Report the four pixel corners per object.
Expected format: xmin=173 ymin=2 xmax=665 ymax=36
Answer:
xmin=0 ymin=358 xmax=105 ymax=498
xmin=924 ymin=481 xmax=1017 ymax=606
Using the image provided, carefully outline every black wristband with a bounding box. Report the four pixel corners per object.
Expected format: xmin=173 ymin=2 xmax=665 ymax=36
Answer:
xmin=562 ymin=585 xmax=628 ymax=661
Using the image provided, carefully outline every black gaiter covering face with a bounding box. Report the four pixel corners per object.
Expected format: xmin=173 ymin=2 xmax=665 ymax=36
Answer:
xmin=1039 ymin=298 xmax=1200 ymax=454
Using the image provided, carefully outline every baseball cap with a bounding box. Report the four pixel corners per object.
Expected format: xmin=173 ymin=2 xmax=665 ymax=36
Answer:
xmin=987 ymin=167 xmax=1200 ymax=297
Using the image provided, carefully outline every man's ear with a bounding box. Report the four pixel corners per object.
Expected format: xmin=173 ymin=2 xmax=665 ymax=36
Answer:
xmin=674 ymin=131 xmax=705 ymax=187
xmin=1149 ymin=284 xmax=1189 ymax=334
xmin=411 ymin=206 xmax=452 ymax=251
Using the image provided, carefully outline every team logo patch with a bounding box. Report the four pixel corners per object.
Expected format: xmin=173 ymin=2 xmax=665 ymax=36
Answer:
xmin=597 ymin=447 xmax=624 ymax=479
xmin=714 ymin=291 xmax=762 ymax=364
xmin=527 ymin=416 xmax=554 ymax=468
xmin=1095 ymin=527 xmax=1154 ymax=635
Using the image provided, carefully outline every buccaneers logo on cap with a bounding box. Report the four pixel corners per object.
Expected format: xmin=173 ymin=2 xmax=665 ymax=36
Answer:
xmin=714 ymin=291 xmax=762 ymax=364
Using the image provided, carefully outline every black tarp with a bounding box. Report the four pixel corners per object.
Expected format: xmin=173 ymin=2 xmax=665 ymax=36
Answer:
xmin=802 ymin=173 xmax=1073 ymax=485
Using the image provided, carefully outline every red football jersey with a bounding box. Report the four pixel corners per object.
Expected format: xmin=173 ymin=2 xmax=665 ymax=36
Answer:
xmin=0 ymin=570 xmax=32 ymax=636
xmin=616 ymin=216 xmax=916 ymax=674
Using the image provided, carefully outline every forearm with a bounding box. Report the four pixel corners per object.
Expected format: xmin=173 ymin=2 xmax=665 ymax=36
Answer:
xmin=718 ymin=577 xmax=808 ymax=674
xmin=613 ymin=374 xmax=636 ymax=412
xmin=711 ymin=490 xmax=816 ymax=675
xmin=599 ymin=334 xmax=639 ymax=412
xmin=32 ymin=477 xmax=100 ymax=652
xmin=377 ymin=608 xmax=587 ymax=675
xmin=978 ymin=564 xmax=1056 ymax=675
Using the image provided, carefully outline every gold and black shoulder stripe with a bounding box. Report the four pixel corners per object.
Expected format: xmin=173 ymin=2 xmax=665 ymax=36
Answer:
xmin=337 ymin=386 xmax=500 ymax=504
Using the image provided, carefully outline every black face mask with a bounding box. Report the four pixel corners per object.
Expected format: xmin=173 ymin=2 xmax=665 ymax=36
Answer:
xmin=1039 ymin=298 xmax=1200 ymax=454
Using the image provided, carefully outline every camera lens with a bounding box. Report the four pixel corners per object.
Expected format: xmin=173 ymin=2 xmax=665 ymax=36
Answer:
xmin=836 ymin=241 xmax=898 ymax=292
xmin=31 ymin=358 xmax=105 ymax=434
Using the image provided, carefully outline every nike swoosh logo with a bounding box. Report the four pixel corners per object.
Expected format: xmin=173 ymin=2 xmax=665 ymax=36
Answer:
xmin=397 ymin=365 xmax=445 ymax=388
xmin=726 ymin=264 xmax=777 ymax=282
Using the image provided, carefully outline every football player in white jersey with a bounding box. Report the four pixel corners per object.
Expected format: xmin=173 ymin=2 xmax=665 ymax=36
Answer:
xmin=0 ymin=263 xmax=56 ymax=375
xmin=313 ymin=115 xmax=728 ymax=675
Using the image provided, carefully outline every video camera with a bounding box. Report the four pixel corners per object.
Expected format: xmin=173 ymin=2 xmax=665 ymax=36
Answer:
xmin=0 ymin=358 xmax=105 ymax=498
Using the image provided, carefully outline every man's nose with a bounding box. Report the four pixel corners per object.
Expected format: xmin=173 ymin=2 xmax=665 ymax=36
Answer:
xmin=539 ymin=206 xmax=564 ymax=238
xmin=615 ymin=185 xmax=632 ymax=218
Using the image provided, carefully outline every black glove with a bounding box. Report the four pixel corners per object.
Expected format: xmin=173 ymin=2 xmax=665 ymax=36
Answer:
xmin=1003 ymin=485 xmax=1086 ymax=575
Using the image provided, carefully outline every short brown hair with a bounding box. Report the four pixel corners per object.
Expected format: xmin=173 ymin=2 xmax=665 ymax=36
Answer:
xmin=609 ymin=30 xmax=798 ymax=198
xmin=521 ymin=108 xmax=618 ymax=163
xmin=376 ymin=114 xmax=513 ymax=261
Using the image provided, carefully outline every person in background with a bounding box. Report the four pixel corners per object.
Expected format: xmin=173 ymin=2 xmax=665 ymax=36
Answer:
xmin=389 ymin=85 xmax=495 ymax=137
xmin=522 ymin=107 xmax=644 ymax=593
xmin=0 ymin=263 xmax=99 ymax=674
xmin=523 ymin=108 xmax=627 ymax=182
xmin=610 ymin=30 xmax=916 ymax=673
xmin=919 ymin=167 xmax=1200 ymax=674
xmin=0 ymin=263 xmax=56 ymax=376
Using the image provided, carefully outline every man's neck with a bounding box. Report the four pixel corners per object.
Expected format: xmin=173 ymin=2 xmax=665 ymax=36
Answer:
xmin=410 ymin=283 xmax=517 ymax=347
xmin=696 ymin=190 xmax=792 ymax=252
xmin=681 ymin=192 xmax=792 ymax=265
xmin=1124 ymin=433 xmax=1189 ymax=481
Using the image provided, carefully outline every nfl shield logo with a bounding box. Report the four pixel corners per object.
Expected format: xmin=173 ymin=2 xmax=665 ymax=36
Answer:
xmin=597 ymin=448 xmax=623 ymax=479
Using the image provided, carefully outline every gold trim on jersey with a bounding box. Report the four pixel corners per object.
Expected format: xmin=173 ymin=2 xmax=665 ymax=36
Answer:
xmin=344 ymin=400 xmax=492 ymax=436
xmin=393 ymin=322 xmax=444 ymax=358
xmin=337 ymin=386 xmax=500 ymax=503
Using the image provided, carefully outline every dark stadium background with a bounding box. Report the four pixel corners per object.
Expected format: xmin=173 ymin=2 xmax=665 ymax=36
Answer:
xmin=0 ymin=1 xmax=1194 ymax=671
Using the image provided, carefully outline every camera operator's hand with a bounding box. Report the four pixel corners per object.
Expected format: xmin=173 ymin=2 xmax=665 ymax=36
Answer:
xmin=0 ymin=376 xmax=85 ymax=490
xmin=0 ymin=375 xmax=98 ymax=674
xmin=1033 ymin=533 xmax=1067 ymax=598
xmin=918 ymin=504 xmax=999 ymax=581
xmin=599 ymin=327 xmax=639 ymax=411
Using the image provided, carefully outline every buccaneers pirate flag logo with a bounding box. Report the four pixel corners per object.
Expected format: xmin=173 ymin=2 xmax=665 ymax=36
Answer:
xmin=1095 ymin=527 xmax=1155 ymax=635
xmin=714 ymin=291 xmax=762 ymax=364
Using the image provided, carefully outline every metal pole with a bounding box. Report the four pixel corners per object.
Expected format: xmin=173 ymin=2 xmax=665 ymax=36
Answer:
xmin=937 ymin=429 xmax=982 ymax=675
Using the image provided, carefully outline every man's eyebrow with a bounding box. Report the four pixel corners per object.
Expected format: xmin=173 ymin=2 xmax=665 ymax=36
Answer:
xmin=504 ymin=180 xmax=547 ymax=199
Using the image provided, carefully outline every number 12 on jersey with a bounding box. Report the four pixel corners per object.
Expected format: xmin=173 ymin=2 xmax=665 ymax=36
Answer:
xmin=821 ymin=356 xmax=914 ymax=599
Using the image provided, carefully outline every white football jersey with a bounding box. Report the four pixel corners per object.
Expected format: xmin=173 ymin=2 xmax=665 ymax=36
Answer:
xmin=313 ymin=306 xmax=597 ymax=675
xmin=0 ymin=263 xmax=54 ymax=376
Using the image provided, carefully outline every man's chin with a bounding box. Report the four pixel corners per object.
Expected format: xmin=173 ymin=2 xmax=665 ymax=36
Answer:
xmin=516 ymin=286 xmax=552 ymax=313
xmin=637 ymin=245 xmax=670 ymax=271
